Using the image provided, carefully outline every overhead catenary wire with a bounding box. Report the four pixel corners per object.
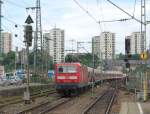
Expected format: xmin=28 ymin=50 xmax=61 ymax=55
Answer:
xmin=73 ymin=0 xmax=98 ymax=23
xmin=98 ymin=18 xmax=132 ymax=23
xmin=133 ymin=0 xmax=137 ymax=17
xmin=3 ymin=16 xmax=23 ymax=27
xmin=4 ymin=0 xmax=25 ymax=9
xmin=97 ymin=0 xmax=106 ymax=30
xmin=106 ymin=0 xmax=144 ymax=25
xmin=73 ymin=0 xmax=103 ymax=32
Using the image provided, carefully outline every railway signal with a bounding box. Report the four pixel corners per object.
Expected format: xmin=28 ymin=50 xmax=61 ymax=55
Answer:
xmin=124 ymin=37 xmax=131 ymax=68
xmin=140 ymin=52 xmax=148 ymax=60
xmin=23 ymin=15 xmax=34 ymax=104
xmin=24 ymin=25 xmax=33 ymax=47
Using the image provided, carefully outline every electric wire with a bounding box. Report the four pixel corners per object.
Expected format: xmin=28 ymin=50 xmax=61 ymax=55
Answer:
xmin=106 ymin=0 xmax=143 ymax=24
xmin=133 ymin=0 xmax=137 ymax=17
xmin=73 ymin=0 xmax=98 ymax=23
xmin=4 ymin=0 xmax=25 ymax=9
xmin=97 ymin=0 xmax=105 ymax=32
xmin=98 ymin=18 xmax=132 ymax=23
xmin=3 ymin=16 xmax=23 ymax=27
xmin=73 ymin=0 xmax=103 ymax=32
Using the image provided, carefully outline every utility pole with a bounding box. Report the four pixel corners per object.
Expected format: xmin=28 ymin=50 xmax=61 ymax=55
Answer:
xmin=70 ymin=39 xmax=75 ymax=53
xmin=141 ymin=0 xmax=148 ymax=102
xmin=44 ymin=36 xmax=52 ymax=78
xmin=141 ymin=0 xmax=146 ymax=52
xmin=15 ymin=47 xmax=18 ymax=72
xmin=0 ymin=0 xmax=3 ymax=54
xmin=92 ymin=40 xmax=95 ymax=98
xmin=26 ymin=0 xmax=43 ymax=76
xmin=77 ymin=41 xmax=84 ymax=54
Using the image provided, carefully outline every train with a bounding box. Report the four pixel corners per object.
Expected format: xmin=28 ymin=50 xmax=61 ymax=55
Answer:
xmin=55 ymin=62 xmax=101 ymax=96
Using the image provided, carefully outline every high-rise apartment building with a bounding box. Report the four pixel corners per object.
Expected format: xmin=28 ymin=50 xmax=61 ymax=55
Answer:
xmin=0 ymin=32 xmax=12 ymax=54
xmin=92 ymin=32 xmax=115 ymax=60
xmin=43 ymin=28 xmax=65 ymax=63
xmin=18 ymin=48 xmax=27 ymax=65
xmin=130 ymin=32 xmax=145 ymax=54
xmin=92 ymin=36 xmax=100 ymax=58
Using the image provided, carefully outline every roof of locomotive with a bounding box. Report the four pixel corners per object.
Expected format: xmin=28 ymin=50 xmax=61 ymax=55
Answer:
xmin=55 ymin=62 xmax=82 ymax=66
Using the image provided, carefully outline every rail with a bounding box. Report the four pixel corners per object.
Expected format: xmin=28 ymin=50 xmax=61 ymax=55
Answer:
xmin=82 ymin=89 xmax=117 ymax=114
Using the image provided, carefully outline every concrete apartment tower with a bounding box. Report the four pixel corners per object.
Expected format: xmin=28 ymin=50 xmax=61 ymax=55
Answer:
xmin=92 ymin=32 xmax=115 ymax=60
xmin=43 ymin=28 xmax=65 ymax=63
xmin=92 ymin=36 xmax=101 ymax=58
xmin=130 ymin=32 xmax=145 ymax=54
xmin=0 ymin=32 xmax=12 ymax=54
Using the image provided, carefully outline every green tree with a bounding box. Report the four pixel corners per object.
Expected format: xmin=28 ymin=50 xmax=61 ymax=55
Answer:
xmin=65 ymin=53 xmax=99 ymax=68
xmin=28 ymin=50 xmax=54 ymax=71
xmin=2 ymin=51 xmax=15 ymax=72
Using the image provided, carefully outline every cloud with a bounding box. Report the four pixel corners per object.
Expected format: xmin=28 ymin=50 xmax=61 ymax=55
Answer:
xmin=4 ymin=0 xmax=150 ymax=54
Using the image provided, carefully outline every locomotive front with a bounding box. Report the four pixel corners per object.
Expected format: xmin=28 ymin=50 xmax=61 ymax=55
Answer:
xmin=55 ymin=63 xmax=81 ymax=94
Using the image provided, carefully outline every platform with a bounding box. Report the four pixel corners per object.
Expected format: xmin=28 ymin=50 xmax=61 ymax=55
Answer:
xmin=119 ymin=102 xmax=143 ymax=114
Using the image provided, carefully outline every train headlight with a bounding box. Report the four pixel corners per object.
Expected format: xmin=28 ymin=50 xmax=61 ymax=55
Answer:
xmin=57 ymin=76 xmax=65 ymax=79
xmin=69 ymin=76 xmax=77 ymax=80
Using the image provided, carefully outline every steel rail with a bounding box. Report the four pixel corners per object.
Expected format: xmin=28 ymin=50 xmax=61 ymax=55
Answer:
xmin=82 ymin=90 xmax=109 ymax=114
xmin=82 ymin=89 xmax=116 ymax=114
xmin=105 ymin=89 xmax=117 ymax=114
xmin=39 ymin=98 xmax=71 ymax=114
xmin=0 ymin=90 xmax=56 ymax=109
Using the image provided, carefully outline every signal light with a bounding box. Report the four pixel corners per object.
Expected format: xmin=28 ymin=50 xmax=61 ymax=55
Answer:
xmin=24 ymin=25 xmax=33 ymax=47
xmin=125 ymin=39 xmax=130 ymax=54
xmin=124 ymin=54 xmax=131 ymax=69
xmin=127 ymin=54 xmax=132 ymax=58
xmin=126 ymin=62 xmax=130 ymax=68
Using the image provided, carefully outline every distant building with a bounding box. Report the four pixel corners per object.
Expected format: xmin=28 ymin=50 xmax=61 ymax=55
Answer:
xmin=43 ymin=28 xmax=65 ymax=63
xmin=125 ymin=36 xmax=131 ymax=54
xmin=92 ymin=32 xmax=115 ymax=60
xmin=0 ymin=32 xmax=12 ymax=54
xmin=127 ymin=32 xmax=145 ymax=54
xmin=18 ymin=48 xmax=27 ymax=65
xmin=92 ymin=36 xmax=100 ymax=58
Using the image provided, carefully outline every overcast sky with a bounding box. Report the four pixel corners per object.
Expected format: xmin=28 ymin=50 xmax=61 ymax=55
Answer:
xmin=2 ymin=0 xmax=150 ymax=54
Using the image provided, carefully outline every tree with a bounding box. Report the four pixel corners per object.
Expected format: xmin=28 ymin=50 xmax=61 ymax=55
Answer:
xmin=28 ymin=50 xmax=54 ymax=71
xmin=65 ymin=53 xmax=99 ymax=68
xmin=2 ymin=51 xmax=15 ymax=72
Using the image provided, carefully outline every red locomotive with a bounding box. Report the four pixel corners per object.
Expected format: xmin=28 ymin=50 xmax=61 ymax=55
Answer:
xmin=55 ymin=63 xmax=100 ymax=95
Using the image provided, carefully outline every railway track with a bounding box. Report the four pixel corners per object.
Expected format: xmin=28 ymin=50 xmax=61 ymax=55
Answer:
xmin=16 ymin=98 xmax=71 ymax=114
xmin=82 ymin=88 xmax=117 ymax=114
xmin=0 ymin=89 xmax=56 ymax=109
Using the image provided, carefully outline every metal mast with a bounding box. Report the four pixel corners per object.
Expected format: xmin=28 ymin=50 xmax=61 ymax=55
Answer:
xmin=141 ymin=0 xmax=146 ymax=51
xmin=0 ymin=0 xmax=3 ymax=53
xmin=34 ymin=0 xmax=43 ymax=75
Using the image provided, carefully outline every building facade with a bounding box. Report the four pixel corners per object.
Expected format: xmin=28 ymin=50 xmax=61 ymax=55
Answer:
xmin=43 ymin=28 xmax=65 ymax=63
xmin=130 ymin=32 xmax=145 ymax=54
xmin=18 ymin=48 xmax=27 ymax=65
xmin=0 ymin=32 xmax=12 ymax=54
xmin=92 ymin=32 xmax=115 ymax=60
xmin=92 ymin=36 xmax=100 ymax=58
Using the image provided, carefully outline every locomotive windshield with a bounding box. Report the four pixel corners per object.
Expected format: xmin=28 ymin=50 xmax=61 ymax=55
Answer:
xmin=58 ymin=66 xmax=77 ymax=73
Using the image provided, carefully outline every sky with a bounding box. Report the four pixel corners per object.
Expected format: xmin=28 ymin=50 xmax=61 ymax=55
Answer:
xmin=2 ymin=0 xmax=150 ymax=54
